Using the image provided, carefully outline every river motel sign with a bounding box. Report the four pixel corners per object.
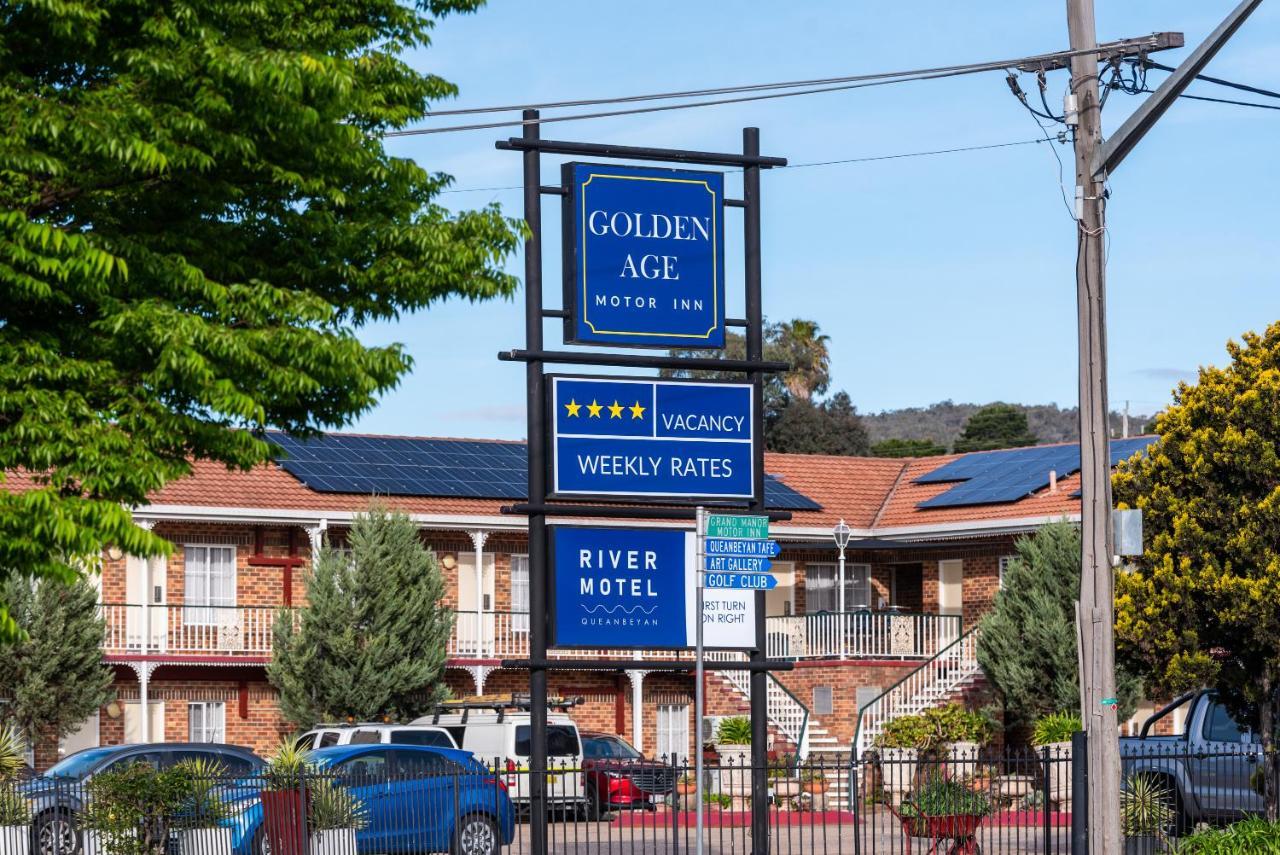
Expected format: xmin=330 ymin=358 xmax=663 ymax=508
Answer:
xmin=550 ymin=526 xmax=753 ymax=649
xmin=549 ymin=375 xmax=754 ymax=500
xmin=562 ymin=163 xmax=725 ymax=348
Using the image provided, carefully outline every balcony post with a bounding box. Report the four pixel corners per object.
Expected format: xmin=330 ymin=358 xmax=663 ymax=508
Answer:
xmin=626 ymin=669 xmax=648 ymax=753
xmin=305 ymin=520 xmax=328 ymax=566
xmin=468 ymin=531 xmax=490 ymax=656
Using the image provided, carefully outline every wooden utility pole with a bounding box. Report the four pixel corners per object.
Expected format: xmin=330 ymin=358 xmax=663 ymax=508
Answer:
xmin=1064 ymin=1 xmax=1121 ymax=852
xmin=1063 ymin=1 xmax=1265 ymax=852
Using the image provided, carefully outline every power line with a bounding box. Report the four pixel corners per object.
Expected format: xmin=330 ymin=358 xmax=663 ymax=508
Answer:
xmin=391 ymin=39 xmax=1176 ymax=137
xmin=423 ymin=43 xmax=1158 ymax=119
xmin=437 ymin=137 xmax=1057 ymax=194
xmin=1140 ymin=58 xmax=1280 ymax=100
xmin=1174 ymin=92 xmax=1280 ymax=111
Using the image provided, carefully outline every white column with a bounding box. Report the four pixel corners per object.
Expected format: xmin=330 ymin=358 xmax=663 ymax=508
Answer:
xmin=138 ymin=663 xmax=155 ymax=743
xmin=305 ymin=520 xmax=329 ymax=565
xmin=468 ymin=531 xmax=489 ymax=655
xmin=627 ymin=670 xmax=647 ymax=753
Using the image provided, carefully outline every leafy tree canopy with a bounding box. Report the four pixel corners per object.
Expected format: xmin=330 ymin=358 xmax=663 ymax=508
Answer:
xmin=953 ymin=404 xmax=1039 ymax=453
xmin=871 ymin=438 xmax=947 ymax=458
xmin=0 ymin=573 xmax=114 ymax=743
xmin=268 ymin=507 xmax=453 ymax=727
xmin=0 ymin=0 xmax=521 ymax=640
xmin=976 ymin=522 xmax=1141 ymax=735
xmin=766 ymin=392 xmax=870 ymax=456
xmin=1115 ymin=324 xmax=1280 ymax=803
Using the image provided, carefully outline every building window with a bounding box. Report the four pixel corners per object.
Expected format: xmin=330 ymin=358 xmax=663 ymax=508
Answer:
xmin=813 ymin=687 xmax=834 ymax=716
xmin=188 ymin=702 xmax=226 ymax=743
xmin=805 ymin=563 xmax=871 ymax=613
xmin=184 ymin=545 xmax=236 ymax=625
xmin=656 ymin=704 xmax=690 ymax=762
xmin=510 ymin=555 xmax=530 ymax=633
xmin=998 ymin=555 xmax=1017 ymax=589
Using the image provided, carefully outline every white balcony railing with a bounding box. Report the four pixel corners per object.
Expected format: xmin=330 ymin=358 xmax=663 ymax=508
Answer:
xmin=100 ymin=604 xmax=283 ymax=657
xmin=100 ymin=605 xmax=960 ymax=663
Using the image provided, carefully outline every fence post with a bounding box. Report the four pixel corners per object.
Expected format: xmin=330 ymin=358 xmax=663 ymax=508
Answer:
xmin=850 ymin=752 xmax=861 ymax=855
xmin=671 ymin=753 xmax=680 ymax=855
xmin=1042 ymin=745 xmax=1052 ymax=855
xmin=1071 ymin=730 xmax=1088 ymax=855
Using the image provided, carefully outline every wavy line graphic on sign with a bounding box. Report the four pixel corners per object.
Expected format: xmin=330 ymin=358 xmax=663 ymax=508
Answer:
xmin=579 ymin=604 xmax=659 ymax=616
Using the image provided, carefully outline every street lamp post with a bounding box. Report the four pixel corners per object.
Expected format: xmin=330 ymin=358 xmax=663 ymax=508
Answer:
xmin=832 ymin=518 xmax=852 ymax=660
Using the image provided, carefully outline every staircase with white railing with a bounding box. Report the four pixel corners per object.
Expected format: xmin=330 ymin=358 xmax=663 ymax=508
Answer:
xmin=852 ymin=627 xmax=983 ymax=759
xmin=706 ymin=651 xmax=812 ymax=758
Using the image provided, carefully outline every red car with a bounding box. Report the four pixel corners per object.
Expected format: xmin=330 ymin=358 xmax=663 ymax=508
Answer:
xmin=580 ymin=732 xmax=676 ymax=819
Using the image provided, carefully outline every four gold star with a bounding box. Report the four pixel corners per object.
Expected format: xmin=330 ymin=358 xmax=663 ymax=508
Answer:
xmin=565 ymin=394 xmax=648 ymax=422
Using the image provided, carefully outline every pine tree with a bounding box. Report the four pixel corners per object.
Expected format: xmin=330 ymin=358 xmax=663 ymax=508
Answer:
xmin=0 ymin=574 xmax=115 ymax=744
xmin=953 ymin=404 xmax=1039 ymax=452
xmin=268 ymin=507 xmax=453 ymax=728
xmin=976 ymin=522 xmax=1141 ymax=734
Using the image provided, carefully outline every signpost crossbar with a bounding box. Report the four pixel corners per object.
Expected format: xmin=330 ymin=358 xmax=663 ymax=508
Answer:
xmin=499 ymin=349 xmax=790 ymax=374
xmin=497 ymin=137 xmax=788 ymax=168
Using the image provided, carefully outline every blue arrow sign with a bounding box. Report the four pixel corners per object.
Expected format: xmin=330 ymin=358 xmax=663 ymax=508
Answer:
xmin=704 ymin=555 xmax=772 ymax=574
xmin=704 ymin=537 xmax=781 ymax=558
xmin=703 ymin=572 xmax=777 ymax=591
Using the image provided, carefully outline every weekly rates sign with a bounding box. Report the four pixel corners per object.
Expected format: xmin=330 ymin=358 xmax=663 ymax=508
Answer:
xmin=550 ymin=376 xmax=754 ymax=501
xmin=562 ymin=162 xmax=725 ymax=348
xmin=550 ymin=526 xmax=753 ymax=649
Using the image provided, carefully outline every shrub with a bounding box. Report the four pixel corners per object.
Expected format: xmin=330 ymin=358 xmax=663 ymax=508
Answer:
xmin=875 ymin=704 xmax=993 ymax=751
xmin=80 ymin=762 xmax=191 ymax=855
xmin=0 ymin=727 xmax=25 ymax=782
xmin=263 ymin=739 xmax=313 ymax=792
xmin=308 ymin=779 xmax=368 ymax=831
xmin=900 ymin=775 xmax=992 ymax=820
xmin=171 ymin=758 xmax=231 ymax=828
xmin=1177 ymin=817 xmax=1280 ymax=853
xmin=1031 ymin=712 xmax=1082 ymax=747
xmin=716 ymin=717 xmax=752 ymax=746
xmin=1120 ymin=773 xmax=1172 ymax=838
xmin=0 ymin=788 xmax=30 ymax=826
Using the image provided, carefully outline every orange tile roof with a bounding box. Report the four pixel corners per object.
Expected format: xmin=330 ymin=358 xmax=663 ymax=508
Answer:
xmin=5 ymin=435 xmax=1133 ymax=535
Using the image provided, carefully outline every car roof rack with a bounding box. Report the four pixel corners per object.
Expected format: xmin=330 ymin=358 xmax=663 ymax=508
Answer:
xmin=427 ymin=694 xmax=584 ymax=724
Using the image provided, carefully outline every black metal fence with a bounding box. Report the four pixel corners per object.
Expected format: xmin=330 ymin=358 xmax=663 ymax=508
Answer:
xmin=4 ymin=746 xmax=1277 ymax=855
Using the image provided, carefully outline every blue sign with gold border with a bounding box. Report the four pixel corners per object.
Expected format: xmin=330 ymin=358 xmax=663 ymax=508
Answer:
xmin=549 ymin=375 xmax=754 ymax=501
xmin=562 ymin=162 xmax=725 ymax=348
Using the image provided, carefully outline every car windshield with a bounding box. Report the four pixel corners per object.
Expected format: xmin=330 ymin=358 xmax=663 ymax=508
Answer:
xmin=44 ymin=747 xmax=119 ymax=778
xmin=583 ymin=737 xmax=640 ymax=759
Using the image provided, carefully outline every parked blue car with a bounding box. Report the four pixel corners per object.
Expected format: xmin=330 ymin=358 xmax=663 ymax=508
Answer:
xmin=225 ymin=744 xmax=514 ymax=855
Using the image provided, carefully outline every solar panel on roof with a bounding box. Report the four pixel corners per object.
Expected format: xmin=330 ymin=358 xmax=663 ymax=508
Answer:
xmin=267 ymin=432 xmax=822 ymax=511
xmin=916 ymin=437 xmax=1157 ymax=509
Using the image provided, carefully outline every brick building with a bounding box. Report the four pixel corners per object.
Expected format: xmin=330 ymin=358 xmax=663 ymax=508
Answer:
xmin=9 ymin=433 xmax=1155 ymax=781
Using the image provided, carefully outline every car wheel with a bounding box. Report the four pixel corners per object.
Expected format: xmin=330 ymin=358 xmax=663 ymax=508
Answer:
xmin=252 ymin=827 xmax=272 ymax=855
xmin=35 ymin=812 xmax=79 ymax=855
xmin=584 ymin=784 xmax=604 ymax=821
xmin=451 ymin=813 xmax=499 ymax=855
xmin=1163 ymin=787 xmax=1189 ymax=837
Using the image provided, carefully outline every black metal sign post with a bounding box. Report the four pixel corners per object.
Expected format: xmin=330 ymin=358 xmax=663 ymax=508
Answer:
xmin=499 ymin=111 xmax=788 ymax=855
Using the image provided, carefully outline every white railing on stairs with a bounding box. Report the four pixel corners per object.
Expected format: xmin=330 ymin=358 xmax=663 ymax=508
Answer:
xmin=852 ymin=627 xmax=982 ymax=758
xmin=705 ymin=651 xmax=811 ymax=759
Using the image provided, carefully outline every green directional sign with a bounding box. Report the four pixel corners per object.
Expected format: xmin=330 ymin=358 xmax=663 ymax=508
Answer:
xmin=706 ymin=514 xmax=769 ymax=540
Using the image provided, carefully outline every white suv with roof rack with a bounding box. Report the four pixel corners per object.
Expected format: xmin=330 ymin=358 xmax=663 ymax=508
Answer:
xmin=296 ymin=723 xmax=458 ymax=750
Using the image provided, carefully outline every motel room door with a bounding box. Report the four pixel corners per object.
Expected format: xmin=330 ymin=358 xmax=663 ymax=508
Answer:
xmin=456 ymin=553 xmax=496 ymax=656
xmin=937 ymin=559 xmax=963 ymax=646
xmin=125 ymin=555 xmax=168 ymax=652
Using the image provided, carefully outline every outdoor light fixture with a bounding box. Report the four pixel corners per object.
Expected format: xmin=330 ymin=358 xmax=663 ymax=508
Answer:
xmin=441 ymin=554 xmax=457 ymax=570
xmin=106 ymin=545 xmax=124 ymax=561
xmin=831 ymin=519 xmax=852 ymax=650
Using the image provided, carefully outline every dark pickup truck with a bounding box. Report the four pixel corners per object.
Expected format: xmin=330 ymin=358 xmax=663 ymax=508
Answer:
xmin=1120 ymin=690 xmax=1264 ymax=828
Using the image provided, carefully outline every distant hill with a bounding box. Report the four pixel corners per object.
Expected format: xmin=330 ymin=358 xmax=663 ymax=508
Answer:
xmin=862 ymin=401 xmax=1150 ymax=452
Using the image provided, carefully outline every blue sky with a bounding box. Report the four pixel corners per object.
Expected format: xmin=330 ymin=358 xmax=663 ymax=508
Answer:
xmin=351 ymin=1 xmax=1280 ymax=440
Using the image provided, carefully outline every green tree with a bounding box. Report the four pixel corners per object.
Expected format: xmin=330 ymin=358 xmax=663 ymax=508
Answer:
xmin=765 ymin=392 xmax=870 ymax=456
xmin=0 ymin=573 xmax=114 ymax=746
xmin=269 ymin=507 xmax=453 ymax=727
xmin=775 ymin=319 xmax=831 ymax=402
xmin=870 ymin=438 xmax=948 ymax=458
xmin=977 ymin=522 xmax=1141 ymax=735
xmin=1114 ymin=323 xmax=1280 ymax=817
xmin=663 ymin=325 xmax=790 ymax=420
xmin=953 ymin=404 xmax=1039 ymax=452
xmin=0 ymin=0 xmax=522 ymax=641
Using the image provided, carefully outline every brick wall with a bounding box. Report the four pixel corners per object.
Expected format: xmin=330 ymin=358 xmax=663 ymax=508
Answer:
xmin=772 ymin=660 xmax=921 ymax=746
xmin=105 ymin=676 xmax=292 ymax=756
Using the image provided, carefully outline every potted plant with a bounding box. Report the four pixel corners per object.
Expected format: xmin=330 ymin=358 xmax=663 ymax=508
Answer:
xmin=1031 ymin=711 xmax=1081 ymax=811
xmin=260 ymin=740 xmax=313 ymax=855
xmin=800 ymin=768 xmax=828 ymax=796
xmin=929 ymin=705 xmax=993 ymax=780
xmin=874 ymin=713 xmax=932 ymax=805
xmin=80 ymin=762 xmax=182 ymax=855
xmin=899 ymin=774 xmax=992 ymax=841
xmin=714 ymin=717 xmax=752 ymax=765
xmin=675 ymin=773 xmax=697 ymax=796
xmin=769 ymin=755 xmax=800 ymax=806
xmin=172 ymin=758 xmax=233 ymax=855
xmin=1121 ymin=773 xmax=1173 ymax=854
xmin=0 ymin=727 xmax=30 ymax=855
xmin=307 ymin=778 xmax=367 ymax=855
